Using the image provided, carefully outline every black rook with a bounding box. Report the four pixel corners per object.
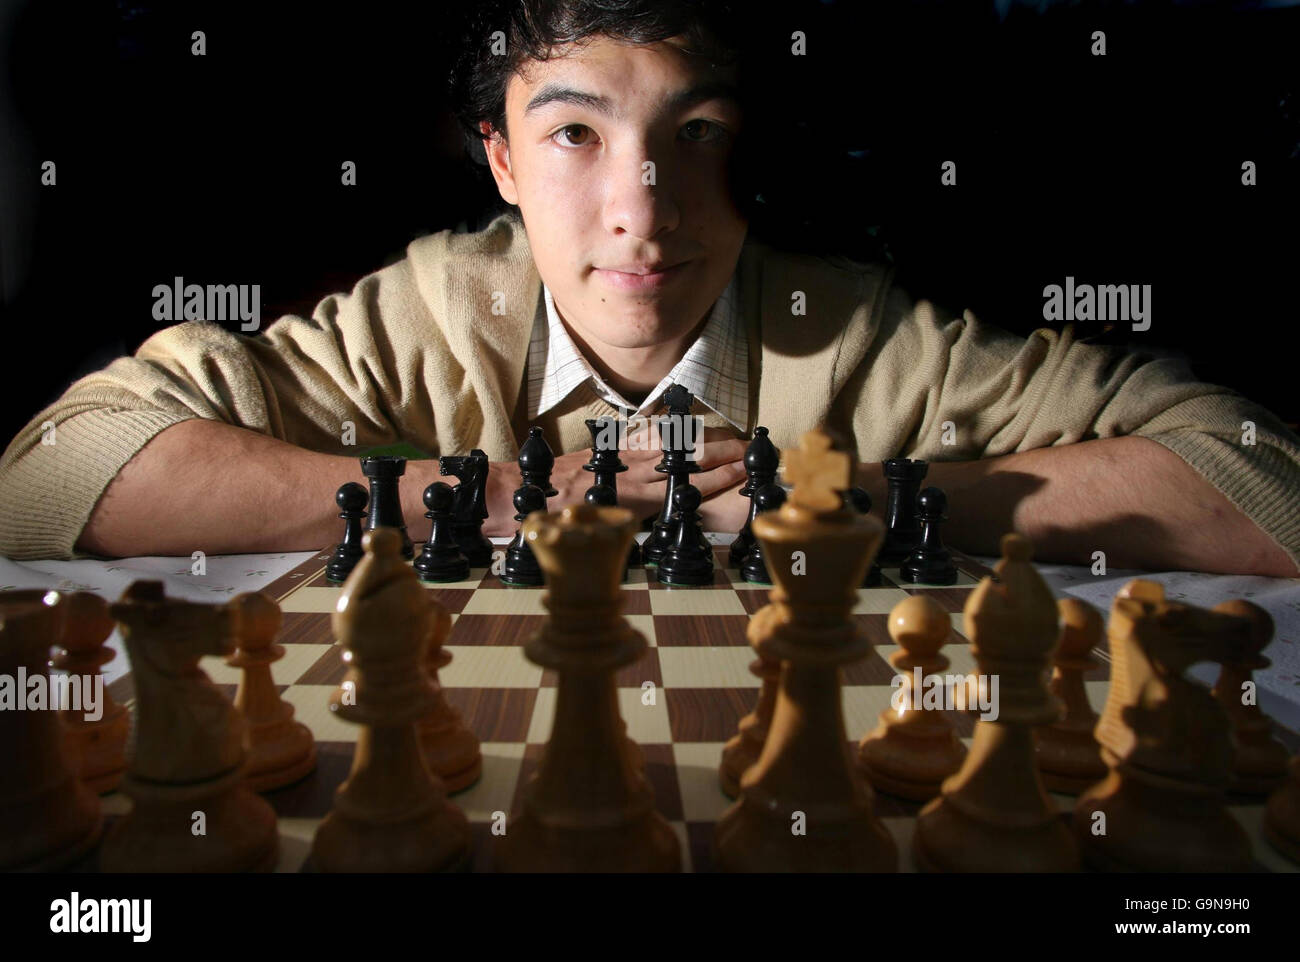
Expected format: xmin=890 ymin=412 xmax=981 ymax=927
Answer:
xmin=361 ymin=456 xmax=413 ymax=559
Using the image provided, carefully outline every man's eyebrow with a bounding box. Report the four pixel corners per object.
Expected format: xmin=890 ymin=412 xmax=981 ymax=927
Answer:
xmin=523 ymin=80 xmax=741 ymax=118
xmin=524 ymin=84 xmax=613 ymax=117
xmin=663 ymin=81 xmax=741 ymax=114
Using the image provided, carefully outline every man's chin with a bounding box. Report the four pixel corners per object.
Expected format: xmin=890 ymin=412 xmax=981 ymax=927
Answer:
xmin=580 ymin=309 xmax=703 ymax=350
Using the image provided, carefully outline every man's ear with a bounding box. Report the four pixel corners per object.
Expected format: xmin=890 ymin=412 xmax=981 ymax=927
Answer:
xmin=481 ymin=121 xmax=520 ymax=206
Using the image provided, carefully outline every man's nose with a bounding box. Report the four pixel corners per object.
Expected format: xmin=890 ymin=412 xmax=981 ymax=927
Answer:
xmin=601 ymin=142 xmax=681 ymax=240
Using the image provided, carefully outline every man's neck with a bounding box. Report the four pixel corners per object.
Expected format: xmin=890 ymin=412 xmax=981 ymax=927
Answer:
xmin=559 ymin=308 xmax=711 ymax=405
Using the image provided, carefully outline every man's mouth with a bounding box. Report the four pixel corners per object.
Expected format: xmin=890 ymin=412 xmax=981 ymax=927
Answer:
xmin=593 ymin=261 xmax=690 ymax=291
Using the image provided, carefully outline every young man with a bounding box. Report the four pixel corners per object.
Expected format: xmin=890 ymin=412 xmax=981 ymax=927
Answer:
xmin=0 ymin=0 xmax=1297 ymax=576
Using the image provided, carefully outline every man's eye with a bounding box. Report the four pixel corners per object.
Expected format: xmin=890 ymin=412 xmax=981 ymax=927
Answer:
xmin=681 ymin=119 xmax=724 ymax=142
xmin=553 ymin=124 xmax=595 ymax=147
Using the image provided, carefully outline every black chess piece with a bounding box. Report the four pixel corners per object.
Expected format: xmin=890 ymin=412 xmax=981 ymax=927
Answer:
xmin=502 ymin=484 xmax=547 ymax=587
xmin=584 ymin=484 xmax=634 ymax=581
xmin=642 ymin=384 xmax=701 ymax=567
xmin=729 ymin=427 xmax=779 ymax=569
xmin=584 ymin=417 xmax=629 ymax=492
xmin=583 ymin=420 xmax=641 ymax=566
xmin=326 ymin=482 xmax=369 ymax=583
xmin=361 ymin=455 xmax=414 ymax=559
xmin=439 ymin=449 xmax=493 ymax=567
xmin=741 ymin=482 xmax=787 ymax=586
xmin=585 ymin=484 xmax=616 ymax=506
xmin=518 ymin=426 xmax=559 ymax=498
xmin=659 ymin=485 xmax=715 ymax=587
xmin=878 ymin=458 xmax=928 ymax=564
xmin=414 ymin=482 xmax=471 ymax=583
xmin=844 ymin=486 xmax=883 ymax=587
xmin=900 ymin=487 xmax=958 ymax=586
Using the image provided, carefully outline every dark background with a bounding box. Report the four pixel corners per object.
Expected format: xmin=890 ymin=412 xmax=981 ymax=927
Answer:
xmin=3 ymin=0 xmax=1298 ymax=447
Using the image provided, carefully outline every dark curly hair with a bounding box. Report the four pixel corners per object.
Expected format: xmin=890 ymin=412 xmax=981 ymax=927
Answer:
xmin=448 ymin=0 xmax=746 ymax=153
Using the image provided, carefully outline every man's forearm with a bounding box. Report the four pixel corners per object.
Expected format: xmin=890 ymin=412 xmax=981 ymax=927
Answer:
xmin=76 ymin=419 xmax=445 ymax=557
xmin=80 ymin=424 xmax=1293 ymax=575
xmin=863 ymin=436 xmax=1297 ymax=577
xmin=74 ymin=421 xmax=738 ymax=554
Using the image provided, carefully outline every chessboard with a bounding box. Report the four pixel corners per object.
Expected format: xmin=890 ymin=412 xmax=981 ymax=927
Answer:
xmin=93 ymin=541 xmax=1300 ymax=873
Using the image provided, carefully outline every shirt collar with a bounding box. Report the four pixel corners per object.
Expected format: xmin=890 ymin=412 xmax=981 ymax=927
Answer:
xmin=527 ymin=272 xmax=747 ymax=431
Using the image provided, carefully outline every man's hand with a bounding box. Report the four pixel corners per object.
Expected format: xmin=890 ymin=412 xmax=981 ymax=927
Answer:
xmin=698 ymin=480 xmax=750 ymax=533
xmin=483 ymin=427 xmax=749 ymax=536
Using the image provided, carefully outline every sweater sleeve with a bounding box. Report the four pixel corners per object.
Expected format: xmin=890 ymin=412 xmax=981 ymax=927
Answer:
xmin=0 ymin=259 xmax=443 ymax=561
xmin=839 ymin=282 xmax=1300 ymax=568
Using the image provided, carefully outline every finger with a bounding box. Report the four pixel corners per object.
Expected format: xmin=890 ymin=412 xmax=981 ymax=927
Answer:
xmin=698 ymin=483 xmax=750 ymax=533
xmin=691 ymin=460 xmax=749 ymax=498
xmin=699 ymin=426 xmax=746 ymax=443
xmin=691 ymin=437 xmax=747 ymax=470
xmin=619 ymin=460 xmax=744 ymax=507
xmin=617 ymin=450 xmax=673 ymax=485
xmin=619 ymin=436 xmax=745 ymax=474
xmin=688 ymin=427 xmax=747 ymax=466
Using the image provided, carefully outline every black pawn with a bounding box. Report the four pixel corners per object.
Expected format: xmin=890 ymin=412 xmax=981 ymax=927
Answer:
xmin=414 ymin=482 xmax=471 ymax=583
xmin=583 ymin=481 xmax=641 ymax=568
xmin=879 ymin=458 xmax=928 ymax=564
xmin=502 ymin=484 xmax=547 ymax=587
xmin=659 ymin=485 xmax=714 ymax=587
xmin=326 ymin=482 xmax=369 ymax=583
xmin=642 ymin=513 xmax=673 ymax=569
xmin=741 ymin=483 xmax=787 ymax=586
xmin=584 ymin=483 xmax=616 ymax=506
xmin=900 ymin=487 xmax=958 ymax=586
xmin=518 ymin=426 xmax=559 ymax=498
xmin=845 ymin=486 xmax=883 ymax=587
xmin=729 ymin=426 xmax=779 ymax=568
xmin=584 ymin=484 xmax=635 ymax=580
xmin=361 ymin=455 xmax=414 ymax=559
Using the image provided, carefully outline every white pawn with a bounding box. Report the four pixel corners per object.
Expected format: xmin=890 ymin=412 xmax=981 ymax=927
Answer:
xmin=858 ymin=594 xmax=966 ymax=801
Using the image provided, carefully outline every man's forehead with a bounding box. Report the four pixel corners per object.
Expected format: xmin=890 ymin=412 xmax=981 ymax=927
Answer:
xmin=508 ymin=36 xmax=740 ymax=116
